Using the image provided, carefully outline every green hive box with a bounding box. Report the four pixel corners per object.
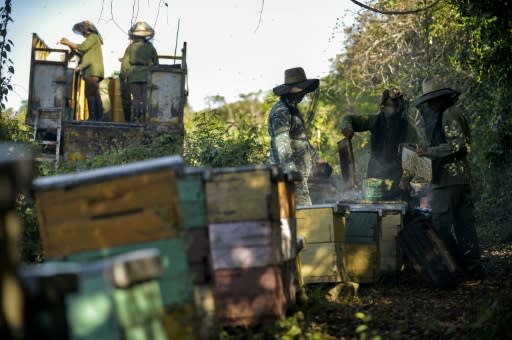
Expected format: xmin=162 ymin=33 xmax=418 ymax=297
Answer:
xmin=345 ymin=211 xmax=379 ymax=244
xmin=66 ymin=262 xmax=122 ymax=340
xmin=66 ymin=238 xmax=194 ymax=308
xmin=176 ymin=167 xmax=209 ymax=229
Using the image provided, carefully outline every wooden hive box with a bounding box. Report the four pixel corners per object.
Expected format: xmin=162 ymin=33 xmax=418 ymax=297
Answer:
xmin=298 ymin=242 xmax=346 ymax=284
xmin=161 ymin=302 xmax=200 ymax=340
xmin=177 ymin=167 xmax=209 ymax=229
xmin=296 ymin=204 xmax=345 ymax=244
xmin=193 ymin=285 xmax=216 ymax=339
xmin=339 ymin=201 xmax=406 ymax=283
xmin=185 ymin=227 xmax=213 ymax=285
xmin=206 ymin=165 xmax=296 ymax=223
xmin=65 ymin=261 xmax=123 ymax=340
xmin=344 ymin=243 xmax=379 ymax=283
xmin=209 ymin=220 xmax=282 ymax=270
xmin=213 ymin=265 xmax=286 ymax=326
xmin=380 ymin=211 xmax=404 ymax=277
xmin=66 ymin=238 xmax=194 ymax=308
xmin=19 ymin=262 xmax=80 ymax=339
xmin=33 ymin=156 xmax=184 ymax=258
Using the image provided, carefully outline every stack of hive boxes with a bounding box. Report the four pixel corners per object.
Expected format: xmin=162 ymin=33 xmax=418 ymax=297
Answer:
xmin=20 ymin=249 xmax=165 ymax=339
xmin=339 ymin=201 xmax=407 ymax=283
xmin=296 ymin=204 xmax=347 ymax=284
xmin=32 ymin=156 xmax=199 ymax=338
xmin=169 ymin=166 xmax=213 ymax=339
xmin=0 ymin=143 xmax=34 ymax=339
xmin=206 ymin=165 xmax=298 ymax=326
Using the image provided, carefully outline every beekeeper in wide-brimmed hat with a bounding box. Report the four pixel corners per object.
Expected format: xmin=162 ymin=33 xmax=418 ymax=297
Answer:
xmin=120 ymin=21 xmax=158 ymax=123
xmin=60 ymin=20 xmax=104 ymax=121
xmin=128 ymin=21 xmax=155 ymax=39
xmin=267 ymin=67 xmax=321 ymax=206
xmin=415 ymin=75 xmax=485 ymax=281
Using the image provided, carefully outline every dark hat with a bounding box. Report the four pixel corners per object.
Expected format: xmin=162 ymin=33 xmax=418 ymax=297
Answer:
xmin=73 ymin=20 xmax=99 ymax=36
xmin=273 ymin=67 xmax=319 ymax=96
xmin=415 ymin=76 xmax=460 ymax=107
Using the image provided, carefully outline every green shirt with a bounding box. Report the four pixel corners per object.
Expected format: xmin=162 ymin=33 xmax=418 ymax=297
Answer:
xmin=121 ymin=40 xmax=159 ymax=83
xmin=77 ymin=33 xmax=104 ymax=78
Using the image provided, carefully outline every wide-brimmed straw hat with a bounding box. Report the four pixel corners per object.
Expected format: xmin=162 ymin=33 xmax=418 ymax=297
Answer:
xmin=415 ymin=75 xmax=460 ymax=107
xmin=273 ymin=67 xmax=319 ymax=96
xmin=129 ymin=21 xmax=155 ymax=38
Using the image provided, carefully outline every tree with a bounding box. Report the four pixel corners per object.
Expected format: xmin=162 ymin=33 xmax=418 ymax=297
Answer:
xmin=0 ymin=0 xmax=13 ymax=111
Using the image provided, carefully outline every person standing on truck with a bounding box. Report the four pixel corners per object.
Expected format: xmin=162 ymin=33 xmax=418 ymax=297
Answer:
xmin=121 ymin=21 xmax=159 ymax=123
xmin=415 ymin=75 xmax=485 ymax=281
xmin=340 ymin=88 xmax=421 ymax=200
xmin=268 ymin=67 xmax=321 ymax=206
xmin=60 ymin=20 xmax=104 ymax=121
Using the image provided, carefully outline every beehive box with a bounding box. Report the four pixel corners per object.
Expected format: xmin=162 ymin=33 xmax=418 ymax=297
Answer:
xmin=344 ymin=244 xmax=379 ymax=283
xmin=66 ymin=238 xmax=194 ymax=308
xmin=206 ymin=165 xmax=289 ymax=223
xmin=213 ymin=265 xmax=286 ymax=326
xmin=115 ymin=281 xmax=167 ymax=340
xmin=278 ymin=171 xmax=300 ymax=219
xmin=185 ymin=228 xmax=212 ymax=285
xmin=193 ymin=285 xmax=216 ymax=339
xmin=209 ymin=220 xmax=282 ymax=270
xmin=339 ymin=201 xmax=406 ymax=283
xmin=161 ymin=302 xmax=200 ymax=340
xmin=296 ymin=204 xmax=345 ymax=244
xmin=380 ymin=212 xmax=403 ymax=276
xmin=33 ymin=156 xmax=184 ymax=257
xmin=298 ymin=242 xmax=346 ymax=284
xmin=19 ymin=262 xmax=80 ymax=339
xmin=65 ymin=261 xmax=123 ymax=340
xmin=177 ymin=167 xmax=209 ymax=229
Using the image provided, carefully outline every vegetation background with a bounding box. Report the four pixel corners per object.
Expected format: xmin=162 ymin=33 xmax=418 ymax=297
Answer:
xmin=1 ymin=0 xmax=511 ymax=338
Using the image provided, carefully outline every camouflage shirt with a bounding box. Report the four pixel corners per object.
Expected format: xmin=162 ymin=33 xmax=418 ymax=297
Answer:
xmin=268 ymin=99 xmax=314 ymax=173
xmin=422 ymin=103 xmax=472 ymax=187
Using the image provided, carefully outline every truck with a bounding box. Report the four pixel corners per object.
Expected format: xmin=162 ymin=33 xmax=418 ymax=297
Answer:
xmin=26 ymin=33 xmax=188 ymax=163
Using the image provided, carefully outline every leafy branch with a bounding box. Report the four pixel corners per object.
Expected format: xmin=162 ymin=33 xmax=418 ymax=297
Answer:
xmin=0 ymin=0 xmax=14 ymax=111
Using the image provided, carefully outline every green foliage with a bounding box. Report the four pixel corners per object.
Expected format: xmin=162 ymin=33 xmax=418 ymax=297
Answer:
xmin=354 ymin=312 xmax=381 ymax=340
xmin=183 ymin=109 xmax=268 ymax=167
xmin=0 ymin=0 xmax=14 ymax=110
xmin=16 ymin=195 xmax=42 ymax=263
xmin=0 ymin=115 xmax=32 ymax=142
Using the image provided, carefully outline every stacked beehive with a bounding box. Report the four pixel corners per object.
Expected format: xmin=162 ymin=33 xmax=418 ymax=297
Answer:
xmin=0 ymin=143 xmax=34 ymax=339
xmin=206 ymin=165 xmax=298 ymax=326
xmin=168 ymin=166 xmax=213 ymax=339
xmin=340 ymin=201 xmax=407 ymax=283
xmin=296 ymin=204 xmax=347 ymax=284
xmin=32 ymin=156 xmax=200 ymax=338
xmin=20 ymin=249 xmax=165 ymax=339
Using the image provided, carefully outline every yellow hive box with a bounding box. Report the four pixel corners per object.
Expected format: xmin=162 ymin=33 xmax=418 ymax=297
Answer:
xmin=345 ymin=243 xmax=379 ymax=283
xmin=33 ymin=157 xmax=184 ymax=258
xmin=380 ymin=212 xmax=403 ymax=275
xmin=206 ymin=166 xmax=300 ymax=224
xmin=296 ymin=204 xmax=345 ymax=244
xmin=298 ymin=242 xmax=346 ymax=284
xmin=161 ymin=302 xmax=200 ymax=340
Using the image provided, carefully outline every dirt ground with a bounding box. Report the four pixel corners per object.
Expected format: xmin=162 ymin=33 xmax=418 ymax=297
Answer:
xmin=301 ymin=242 xmax=512 ymax=340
